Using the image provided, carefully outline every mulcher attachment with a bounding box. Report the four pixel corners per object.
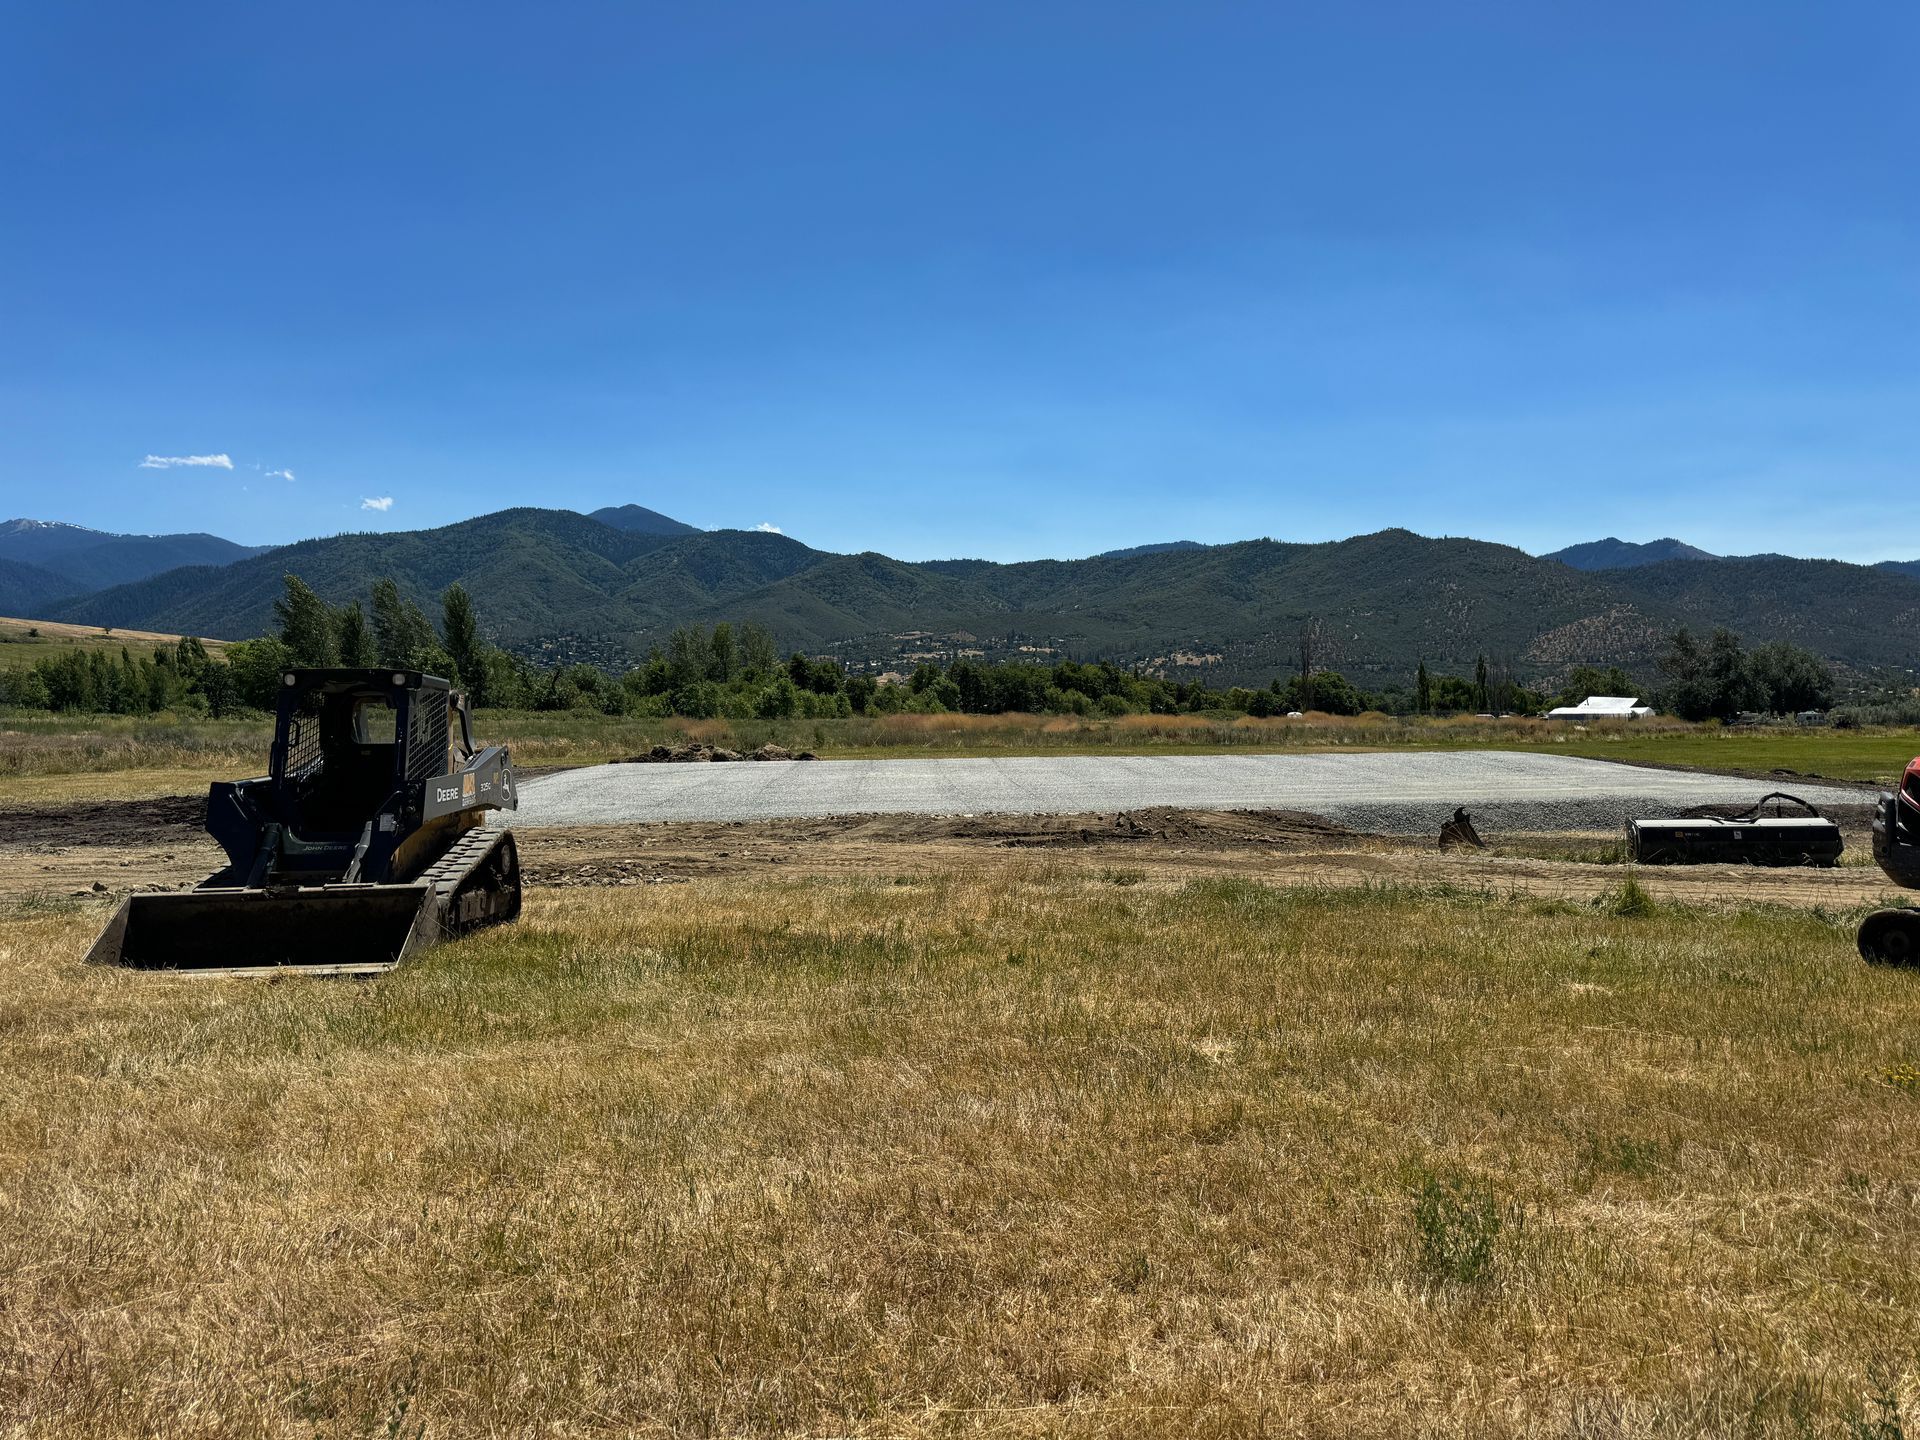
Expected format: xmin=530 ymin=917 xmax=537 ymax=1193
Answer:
xmin=85 ymin=668 xmax=522 ymax=976
xmin=1627 ymin=792 xmax=1842 ymax=868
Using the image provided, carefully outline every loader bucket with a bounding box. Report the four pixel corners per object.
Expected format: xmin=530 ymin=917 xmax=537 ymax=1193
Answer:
xmin=85 ymin=883 xmax=436 ymax=976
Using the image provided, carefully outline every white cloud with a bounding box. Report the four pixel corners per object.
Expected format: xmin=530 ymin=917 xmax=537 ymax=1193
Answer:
xmin=266 ymin=468 xmax=295 ymax=481
xmin=361 ymin=496 xmax=394 ymax=512
xmin=139 ymin=453 xmax=233 ymax=470
xmin=754 ymin=521 xmax=783 ymax=534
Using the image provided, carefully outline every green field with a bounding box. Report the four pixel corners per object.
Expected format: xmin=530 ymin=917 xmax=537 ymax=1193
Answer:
xmin=1547 ymin=726 xmax=1918 ymax=784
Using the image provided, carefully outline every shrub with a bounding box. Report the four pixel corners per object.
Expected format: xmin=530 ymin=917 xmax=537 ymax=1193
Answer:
xmin=1599 ymin=874 xmax=1658 ymax=918
xmin=1833 ymin=700 xmax=1920 ymax=727
xmin=1411 ymin=1171 xmax=1502 ymax=1287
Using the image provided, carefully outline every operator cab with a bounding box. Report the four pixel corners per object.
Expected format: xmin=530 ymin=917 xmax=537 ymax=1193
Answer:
xmin=269 ymin=669 xmax=455 ymax=845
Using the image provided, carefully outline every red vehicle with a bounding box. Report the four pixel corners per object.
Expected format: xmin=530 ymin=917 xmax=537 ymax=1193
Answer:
xmin=1860 ymin=757 xmax=1920 ymax=964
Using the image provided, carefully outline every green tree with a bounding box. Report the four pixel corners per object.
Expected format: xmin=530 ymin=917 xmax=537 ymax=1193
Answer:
xmin=1474 ymin=655 xmax=1489 ymax=712
xmin=226 ymin=636 xmax=296 ymax=709
xmin=172 ymin=636 xmax=211 ymax=690
xmin=788 ymin=652 xmax=844 ymax=695
xmin=708 ymin=622 xmax=738 ymax=683
xmin=1415 ymin=659 xmax=1431 ymax=715
xmin=479 ymin=648 xmax=533 ymax=709
xmin=441 ymin=584 xmax=480 ymax=688
xmin=739 ymin=622 xmax=778 ymax=680
xmin=755 ymin=675 xmax=800 ymax=718
xmin=273 ymin=575 xmax=339 ymax=666
xmin=1748 ymin=641 xmax=1833 ymax=714
xmin=198 ymin=660 xmax=238 ymax=717
xmin=1659 ymin=627 xmax=1764 ymax=721
xmin=666 ymin=626 xmax=714 ymax=689
xmin=1656 ymin=629 xmax=1712 ymax=720
xmin=1703 ymin=627 xmax=1764 ymax=720
xmin=335 ymin=601 xmax=378 ymax=667
xmin=1279 ymin=669 xmax=1365 ymax=716
xmin=371 ymin=578 xmax=438 ymax=670
xmin=672 ymin=680 xmax=722 ymax=718
xmin=1553 ymin=664 xmax=1636 ymax=709
xmin=4 ymin=668 xmax=50 ymax=708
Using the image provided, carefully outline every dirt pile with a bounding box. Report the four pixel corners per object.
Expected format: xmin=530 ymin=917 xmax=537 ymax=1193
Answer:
xmin=982 ymin=806 xmax=1356 ymax=849
xmin=751 ymin=743 xmax=817 ymax=762
xmin=620 ymin=743 xmax=819 ymax=764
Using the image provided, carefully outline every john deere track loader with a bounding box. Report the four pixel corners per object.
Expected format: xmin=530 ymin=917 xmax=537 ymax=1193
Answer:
xmin=86 ymin=668 xmax=522 ymax=976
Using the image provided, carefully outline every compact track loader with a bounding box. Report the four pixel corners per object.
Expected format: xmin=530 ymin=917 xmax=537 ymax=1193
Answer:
xmin=87 ymin=668 xmax=522 ymax=976
xmin=1861 ymin=757 xmax=1920 ymax=965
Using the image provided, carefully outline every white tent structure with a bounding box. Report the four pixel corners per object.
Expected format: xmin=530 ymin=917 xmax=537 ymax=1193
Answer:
xmin=1546 ymin=695 xmax=1655 ymax=720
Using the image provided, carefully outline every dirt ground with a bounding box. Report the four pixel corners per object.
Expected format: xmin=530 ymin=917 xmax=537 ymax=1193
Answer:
xmin=0 ymin=795 xmax=1903 ymax=913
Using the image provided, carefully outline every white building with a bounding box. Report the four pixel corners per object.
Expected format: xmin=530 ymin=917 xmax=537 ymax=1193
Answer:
xmin=1546 ymin=695 xmax=1655 ymax=720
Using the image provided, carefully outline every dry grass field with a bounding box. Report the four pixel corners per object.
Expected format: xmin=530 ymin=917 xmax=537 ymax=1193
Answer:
xmin=4 ymin=864 xmax=1919 ymax=1437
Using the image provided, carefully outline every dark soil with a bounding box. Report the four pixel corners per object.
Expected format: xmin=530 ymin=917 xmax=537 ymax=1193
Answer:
xmin=520 ymin=807 xmax=1370 ymax=887
xmin=0 ymin=794 xmax=208 ymax=849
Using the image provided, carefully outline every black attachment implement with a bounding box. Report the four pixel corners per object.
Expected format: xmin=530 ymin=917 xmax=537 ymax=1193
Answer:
xmin=1626 ymin=792 xmax=1843 ymax=868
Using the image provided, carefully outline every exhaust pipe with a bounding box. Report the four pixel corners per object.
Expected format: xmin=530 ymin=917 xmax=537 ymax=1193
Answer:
xmin=86 ymin=883 xmax=437 ymax=976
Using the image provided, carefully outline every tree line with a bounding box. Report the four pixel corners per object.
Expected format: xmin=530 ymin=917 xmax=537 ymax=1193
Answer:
xmin=1654 ymin=627 xmax=1834 ymax=721
xmin=0 ymin=572 xmax=1838 ymax=722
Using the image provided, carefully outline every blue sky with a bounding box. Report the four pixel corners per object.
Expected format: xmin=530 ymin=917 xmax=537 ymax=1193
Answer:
xmin=1 ymin=3 xmax=1913 ymax=561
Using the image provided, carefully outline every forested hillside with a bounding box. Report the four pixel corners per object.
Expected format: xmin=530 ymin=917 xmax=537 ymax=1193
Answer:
xmin=0 ymin=558 xmax=77 ymax=615
xmin=0 ymin=519 xmax=265 ymax=590
xmin=46 ymin=508 xmax=1920 ymax=685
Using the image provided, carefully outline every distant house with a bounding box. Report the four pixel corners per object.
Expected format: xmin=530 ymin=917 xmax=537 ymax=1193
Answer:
xmin=1545 ymin=695 xmax=1655 ymax=720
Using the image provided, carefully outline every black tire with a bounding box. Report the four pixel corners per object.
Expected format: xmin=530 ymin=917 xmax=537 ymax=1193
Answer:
xmin=1858 ymin=909 xmax=1920 ymax=967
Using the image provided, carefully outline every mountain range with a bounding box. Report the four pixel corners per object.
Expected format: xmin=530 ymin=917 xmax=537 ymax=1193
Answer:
xmin=1543 ymin=537 xmax=1722 ymax=570
xmin=1544 ymin=534 xmax=1920 ymax=590
xmin=0 ymin=519 xmax=269 ymax=611
xmin=19 ymin=508 xmax=1920 ymax=687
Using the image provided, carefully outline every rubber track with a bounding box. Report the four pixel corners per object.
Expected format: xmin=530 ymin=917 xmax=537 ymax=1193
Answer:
xmin=416 ymin=825 xmax=518 ymax=943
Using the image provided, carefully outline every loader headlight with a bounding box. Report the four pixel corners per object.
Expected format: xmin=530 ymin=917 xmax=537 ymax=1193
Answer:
xmin=393 ymin=672 xmax=407 ymax=687
xmin=283 ymin=673 xmax=297 ymax=686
